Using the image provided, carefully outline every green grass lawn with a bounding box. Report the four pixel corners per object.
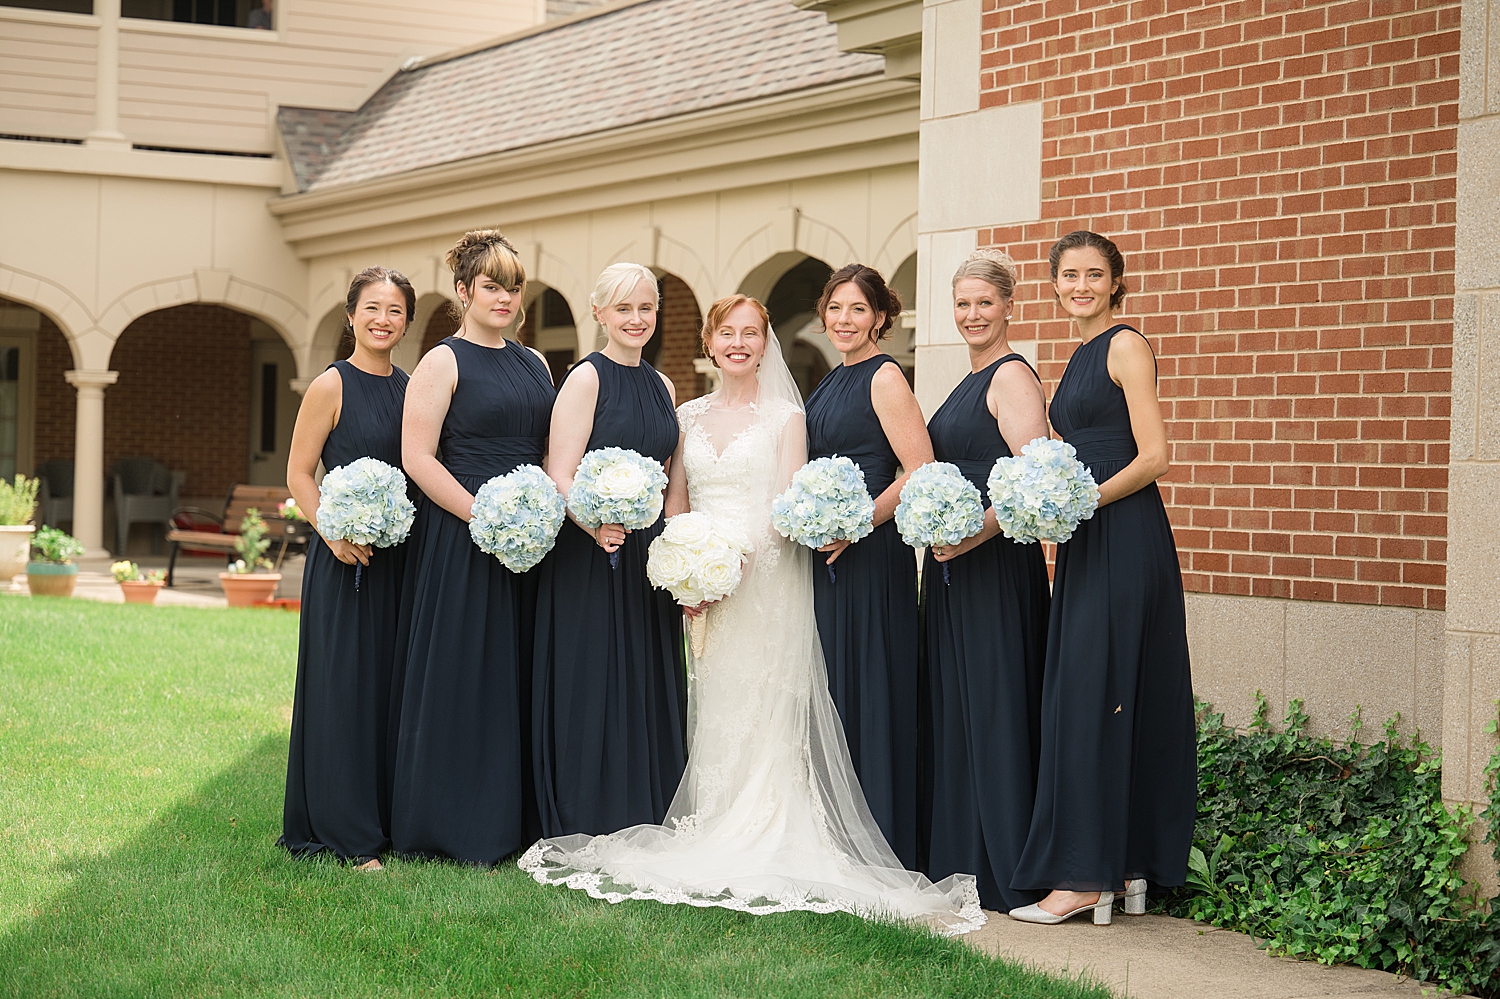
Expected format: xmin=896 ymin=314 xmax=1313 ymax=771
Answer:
xmin=0 ymin=597 xmax=1111 ymax=999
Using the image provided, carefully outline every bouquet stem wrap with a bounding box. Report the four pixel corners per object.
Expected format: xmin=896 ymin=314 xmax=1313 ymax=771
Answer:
xmin=689 ymin=614 xmax=708 ymax=659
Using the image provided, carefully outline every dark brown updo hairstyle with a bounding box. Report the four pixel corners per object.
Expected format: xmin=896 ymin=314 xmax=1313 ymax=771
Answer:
xmin=815 ymin=263 xmax=902 ymax=342
xmin=1048 ymin=230 xmax=1128 ymax=309
xmin=343 ymin=265 xmax=416 ymax=342
xmin=698 ymin=294 xmax=771 ymax=366
xmin=445 ymin=228 xmax=526 ymax=334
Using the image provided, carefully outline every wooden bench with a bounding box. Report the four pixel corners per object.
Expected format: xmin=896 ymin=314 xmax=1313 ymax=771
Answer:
xmin=166 ymin=484 xmax=313 ymax=586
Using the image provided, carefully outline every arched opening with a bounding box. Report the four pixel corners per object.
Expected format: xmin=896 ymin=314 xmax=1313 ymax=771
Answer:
xmin=754 ymin=256 xmax=834 ymax=401
xmin=97 ymin=303 xmax=299 ymax=551
xmin=888 ymin=251 xmax=917 ymax=384
xmin=0 ymin=295 xmax=71 ymax=485
xmin=649 ymin=272 xmax=705 ymax=402
xmin=515 ymin=285 xmax=578 ymax=385
xmin=419 ymin=298 xmax=460 ymax=358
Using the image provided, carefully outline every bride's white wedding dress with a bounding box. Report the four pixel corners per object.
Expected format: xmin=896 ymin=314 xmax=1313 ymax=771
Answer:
xmin=519 ymin=335 xmax=983 ymax=936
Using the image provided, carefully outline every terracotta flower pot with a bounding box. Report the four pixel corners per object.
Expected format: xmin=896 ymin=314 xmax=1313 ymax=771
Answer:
xmin=218 ymin=571 xmax=282 ymax=608
xmin=119 ymin=579 xmax=164 ymax=605
xmin=0 ymin=524 xmax=34 ymax=583
xmin=26 ymin=561 xmax=78 ymax=598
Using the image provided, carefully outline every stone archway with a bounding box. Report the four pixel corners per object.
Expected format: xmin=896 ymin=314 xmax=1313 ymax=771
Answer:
xmin=744 ymin=255 xmax=834 ymax=401
xmin=652 ymin=273 xmax=704 ymax=402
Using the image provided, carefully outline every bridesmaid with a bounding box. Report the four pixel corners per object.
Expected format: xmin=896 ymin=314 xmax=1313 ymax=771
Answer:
xmin=533 ymin=262 xmax=686 ymax=837
xmin=922 ymin=250 xmax=1051 ymax=912
xmin=281 ymin=266 xmax=414 ymax=870
xmin=389 ymin=230 xmax=556 ymax=865
xmin=803 ymin=263 xmax=933 ymax=871
xmin=1009 ymin=230 xmax=1196 ymax=925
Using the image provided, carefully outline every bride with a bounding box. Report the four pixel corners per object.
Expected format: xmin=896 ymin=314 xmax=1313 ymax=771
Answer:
xmin=520 ymin=294 xmax=983 ymax=935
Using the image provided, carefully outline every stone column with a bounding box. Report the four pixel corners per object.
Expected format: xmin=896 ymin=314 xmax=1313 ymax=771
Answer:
xmin=85 ymin=0 xmax=128 ymax=149
xmin=64 ymin=370 xmax=118 ymax=556
xmin=1445 ymin=0 xmax=1500 ymax=891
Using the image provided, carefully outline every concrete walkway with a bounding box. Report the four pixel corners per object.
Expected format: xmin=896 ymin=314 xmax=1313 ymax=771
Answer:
xmin=968 ymin=910 xmax=1430 ymax=998
xmin=5 ymin=552 xmax=304 ymax=609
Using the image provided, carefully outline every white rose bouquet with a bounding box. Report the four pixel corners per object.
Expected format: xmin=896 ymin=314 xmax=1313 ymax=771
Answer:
xmin=987 ymin=437 xmax=1100 ymax=544
xmin=468 ymin=465 xmax=567 ymax=573
xmin=646 ymin=511 xmax=752 ymax=657
xmin=567 ymin=447 xmax=669 ymax=568
xmin=893 ymin=462 xmax=986 ymax=584
xmin=316 ymin=457 xmax=416 ymax=589
xmin=771 ymin=455 xmax=875 ymax=581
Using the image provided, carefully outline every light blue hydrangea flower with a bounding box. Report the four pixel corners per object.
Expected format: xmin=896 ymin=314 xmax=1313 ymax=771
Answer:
xmin=987 ymin=437 xmax=1100 ymax=544
xmin=469 ymin=465 xmax=566 ymax=573
xmin=771 ymin=455 xmax=876 ymax=550
xmin=317 ymin=457 xmax=415 ymax=549
xmin=567 ymin=447 xmax=669 ymax=530
xmin=894 ymin=462 xmax=985 ymax=549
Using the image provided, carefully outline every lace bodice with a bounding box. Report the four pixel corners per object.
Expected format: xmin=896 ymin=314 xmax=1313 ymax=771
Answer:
xmin=678 ymin=394 xmax=801 ymax=575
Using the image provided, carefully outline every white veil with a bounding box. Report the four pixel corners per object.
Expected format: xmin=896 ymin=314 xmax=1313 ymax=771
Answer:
xmin=519 ymin=321 xmax=984 ymax=936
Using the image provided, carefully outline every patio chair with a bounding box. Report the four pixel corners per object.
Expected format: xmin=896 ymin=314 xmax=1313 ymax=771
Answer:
xmin=111 ymin=457 xmax=184 ymax=556
xmin=35 ymin=459 xmax=73 ymax=529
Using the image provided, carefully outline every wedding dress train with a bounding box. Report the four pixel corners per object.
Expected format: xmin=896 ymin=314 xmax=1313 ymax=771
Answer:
xmin=520 ymin=335 xmax=983 ymax=936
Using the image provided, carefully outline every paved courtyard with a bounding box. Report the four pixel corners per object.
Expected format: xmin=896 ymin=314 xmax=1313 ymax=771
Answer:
xmin=5 ymin=553 xmax=304 ymax=608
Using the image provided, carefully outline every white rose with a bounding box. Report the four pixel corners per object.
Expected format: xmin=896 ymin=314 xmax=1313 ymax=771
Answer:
xmin=713 ymin=523 xmax=752 ymax=555
xmin=664 ymin=512 xmax=714 ymax=547
xmin=693 ymin=549 xmax=743 ymax=600
xmin=595 ymin=460 xmax=650 ymax=500
xmin=647 ymin=543 xmax=693 ymax=588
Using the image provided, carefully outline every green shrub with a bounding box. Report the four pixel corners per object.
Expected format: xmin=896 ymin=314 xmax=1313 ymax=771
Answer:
xmin=0 ymin=474 xmax=39 ymax=525
xmin=1168 ymin=695 xmax=1499 ymax=996
xmin=31 ymin=526 xmax=84 ymax=564
xmin=229 ymin=508 xmax=272 ymax=573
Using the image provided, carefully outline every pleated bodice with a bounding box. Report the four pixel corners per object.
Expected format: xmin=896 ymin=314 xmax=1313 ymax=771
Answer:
xmin=1048 ymin=326 xmax=1140 ymax=481
xmin=323 ymin=360 xmax=408 ymax=471
xmin=805 ymin=354 xmax=901 ymax=495
xmin=439 ymin=336 xmax=555 ymax=486
xmin=582 ymin=352 xmax=677 ymax=462
xmin=926 ymin=354 xmax=1037 ymax=505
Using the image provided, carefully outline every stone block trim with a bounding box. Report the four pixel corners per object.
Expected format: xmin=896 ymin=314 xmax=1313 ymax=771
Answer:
xmin=979 ymin=0 xmax=1459 ymax=610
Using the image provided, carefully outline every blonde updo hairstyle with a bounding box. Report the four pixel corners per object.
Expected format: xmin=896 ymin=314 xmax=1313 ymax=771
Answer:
xmin=698 ymin=294 xmax=771 ymax=367
xmin=590 ymin=262 xmax=659 ymax=335
xmin=445 ymin=228 xmax=526 ymax=334
xmin=952 ymin=248 xmax=1019 ymax=300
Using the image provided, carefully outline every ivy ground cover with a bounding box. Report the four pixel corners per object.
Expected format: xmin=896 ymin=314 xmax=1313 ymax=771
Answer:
xmin=0 ymin=598 xmax=1108 ymax=999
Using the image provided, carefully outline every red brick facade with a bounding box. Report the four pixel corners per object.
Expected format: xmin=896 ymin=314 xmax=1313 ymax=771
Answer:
xmin=658 ymin=274 xmax=706 ymax=402
xmin=30 ymin=303 xmax=254 ymax=500
xmin=980 ymin=0 xmax=1458 ymax=609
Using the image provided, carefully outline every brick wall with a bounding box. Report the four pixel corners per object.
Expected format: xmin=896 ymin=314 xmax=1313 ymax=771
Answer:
xmin=658 ymin=274 xmax=706 ymax=401
xmin=32 ymin=304 xmax=253 ymax=499
xmin=980 ymin=0 xmax=1458 ymax=609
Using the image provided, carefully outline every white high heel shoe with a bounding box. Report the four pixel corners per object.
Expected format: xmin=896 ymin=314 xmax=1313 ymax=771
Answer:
xmin=1008 ymin=891 xmax=1116 ymax=925
xmin=1124 ymin=879 xmax=1147 ymax=915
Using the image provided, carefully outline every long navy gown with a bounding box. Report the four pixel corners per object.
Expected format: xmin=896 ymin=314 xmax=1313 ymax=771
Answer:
xmin=804 ymin=352 xmax=920 ymax=870
xmin=532 ymin=352 xmax=686 ymax=837
xmin=389 ymin=336 xmax=555 ymax=865
xmin=920 ymin=354 xmax=1050 ymax=912
xmin=1012 ymin=324 xmax=1196 ymax=893
xmin=281 ymin=360 xmax=410 ymax=862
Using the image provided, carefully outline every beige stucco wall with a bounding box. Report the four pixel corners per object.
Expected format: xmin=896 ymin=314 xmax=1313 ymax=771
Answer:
xmin=1446 ymin=0 xmax=1500 ymax=817
xmin=0 ymin=147 xmax=305 ymax=367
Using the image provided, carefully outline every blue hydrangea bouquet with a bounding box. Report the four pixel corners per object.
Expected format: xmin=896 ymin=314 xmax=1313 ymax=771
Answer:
xmin=468 ymin=465 xmax=567 ymax=572
xmin=771 ymin=455 xmax=875 ymax=581
xmin=316 ymin=456 xmax=417 ymax=588
xmin=567 ymin=447 xmax=668 ymax=568
xmin=894 ymin=461 xmax=985 ymax=583
xmin=987 ymin=437 xmax=1100 ymax=544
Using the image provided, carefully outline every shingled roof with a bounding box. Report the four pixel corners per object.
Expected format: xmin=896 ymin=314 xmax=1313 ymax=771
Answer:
xmin=277 ymin=0 xmax=883 ymax=194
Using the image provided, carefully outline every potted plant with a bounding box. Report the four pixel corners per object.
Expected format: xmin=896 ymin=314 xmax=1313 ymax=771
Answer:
xmin=27 ymin=526 xmax=84 ymax=597
xmin=112 ymin=560 xmax=167 ymax=604
xmin=0 ymin=474 xmax=39 ymax=583
xmin=218 ymin=508 xmax=282 ymax=608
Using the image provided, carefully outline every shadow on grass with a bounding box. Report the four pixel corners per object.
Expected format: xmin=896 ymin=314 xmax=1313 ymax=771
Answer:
xmin=0 ymin=735 xmax=1113 ymax=999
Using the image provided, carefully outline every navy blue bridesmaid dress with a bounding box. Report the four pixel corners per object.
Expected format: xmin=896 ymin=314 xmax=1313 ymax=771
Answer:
xmin=532 ymin=352 xmax=686 ymax=837
xmin=920 ymin=354 xmax=1050 ymax=912
xmin=389 ymin=336 xmax=555 ymax=865
xmin=281 ymin=359 xmax=410 ymax=862
xmin=804 ymin=352 xmax=920 ymax=870
xmin=1012 ymin=324 xmax=1196 ymax=894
